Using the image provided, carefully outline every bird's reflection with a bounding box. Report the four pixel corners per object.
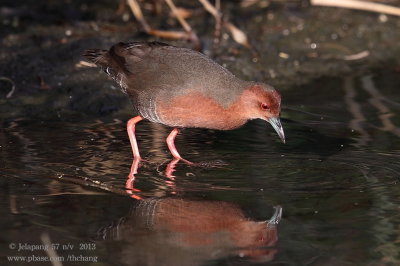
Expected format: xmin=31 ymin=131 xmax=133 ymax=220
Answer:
xmin=97 ymin=197 xmax=282 ymax=266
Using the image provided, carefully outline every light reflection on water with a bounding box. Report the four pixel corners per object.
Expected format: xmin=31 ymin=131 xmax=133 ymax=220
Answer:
xmin=1 ymin=72 xmax=400 ymax=265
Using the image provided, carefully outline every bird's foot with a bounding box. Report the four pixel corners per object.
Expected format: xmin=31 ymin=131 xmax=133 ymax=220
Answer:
xmin=191 ymin=159 xmax=228 ymax=168
xmin=164 ymin=158 xmax=228 ymax=177
xmin=171 ymin=157 xmax=228 ymax=168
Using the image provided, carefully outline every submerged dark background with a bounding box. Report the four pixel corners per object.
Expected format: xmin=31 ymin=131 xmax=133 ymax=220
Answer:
xmin=1 ymin=1 xmax=400 ymax=265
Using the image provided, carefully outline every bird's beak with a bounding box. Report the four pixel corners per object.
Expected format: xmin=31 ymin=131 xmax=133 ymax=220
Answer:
xmin=267 ymin=117 xmax=285 ymax=143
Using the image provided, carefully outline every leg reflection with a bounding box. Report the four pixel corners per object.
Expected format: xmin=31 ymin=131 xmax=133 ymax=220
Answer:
xmin=164 ymin=158 xmax=180 ymax=178
xmin=125 ymin=157 xmax=142 ymax=200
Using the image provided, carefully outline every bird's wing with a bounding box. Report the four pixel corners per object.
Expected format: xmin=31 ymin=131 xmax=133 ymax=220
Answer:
xmin=84 ymin=42 xmax=245 ymax=105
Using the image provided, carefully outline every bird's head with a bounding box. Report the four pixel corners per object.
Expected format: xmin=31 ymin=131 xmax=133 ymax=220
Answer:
xmin=241 ymin=83 xmax=285 ymax=143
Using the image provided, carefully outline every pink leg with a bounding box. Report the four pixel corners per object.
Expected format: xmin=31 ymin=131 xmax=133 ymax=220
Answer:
xmin=126 ymin=116 xmax=143 ymax=187
xmin=166 ymin=128 xmax=193 ymax=165
xmin=166 ymin=128 xmax=183 ymax=160
xmin=127 ymin=116 xmax=143 ymax=160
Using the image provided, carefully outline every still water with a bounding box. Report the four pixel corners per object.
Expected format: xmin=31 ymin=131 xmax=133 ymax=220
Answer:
xmin=1 ymin=71 xmax=400 ymax=265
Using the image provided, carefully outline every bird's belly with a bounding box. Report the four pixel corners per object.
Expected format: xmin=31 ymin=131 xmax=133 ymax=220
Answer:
xmin=131 ymin=91 xmax=163 ymax=123
xmin=156 ymin=92 xmax=246 ymax=130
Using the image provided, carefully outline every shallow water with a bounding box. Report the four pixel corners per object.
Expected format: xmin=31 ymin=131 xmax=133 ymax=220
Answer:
xmin=2 ymin=70 xmax=400 ymax=265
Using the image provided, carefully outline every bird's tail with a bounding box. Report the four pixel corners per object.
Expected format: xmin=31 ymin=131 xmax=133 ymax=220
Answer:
xmin=83 ymin=48 xmax=129 ymax=93
xmin=83 ymin=49 xmax=109 ymax=67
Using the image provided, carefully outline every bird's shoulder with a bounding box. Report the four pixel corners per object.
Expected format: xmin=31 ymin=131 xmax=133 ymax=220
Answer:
xmin=111 ymin=42 xmax=215 ymax=69
xmin=110 ymin=41 xmax=174 ymax=62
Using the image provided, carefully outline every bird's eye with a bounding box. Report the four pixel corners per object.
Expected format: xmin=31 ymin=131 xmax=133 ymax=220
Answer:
xmin=261 ymin=103 xmax=270 ymax=110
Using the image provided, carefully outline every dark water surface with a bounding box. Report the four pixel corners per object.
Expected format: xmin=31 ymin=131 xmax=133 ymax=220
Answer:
xmin=2 ymin=71 xmax=400 ymax=265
